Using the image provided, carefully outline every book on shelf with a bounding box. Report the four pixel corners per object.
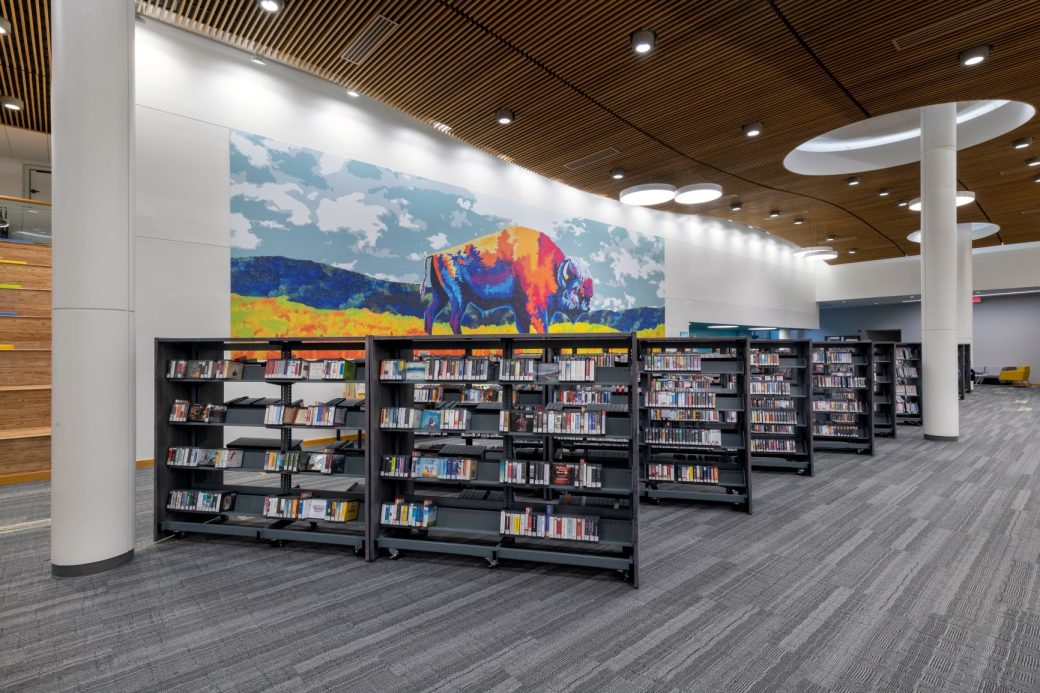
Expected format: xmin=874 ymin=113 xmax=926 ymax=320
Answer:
xmin=552 ymin=358 xmax=597 ymax=382
xmin=556 ymin=352 xmax=629 ymax=367
xmin=380 ymin=357 xmax=490 ymax=381
xmin=646 ymin=353 xmax=702 ymax=371
xmin=749 ymin=352 xmax=781 ymax=366
xmin=169 ymin=399 xmax=189 ymax=422
xmin=644 ymin=426 xmax=723 ymax=446
xmin=500 ymin=507 xmax=599 ymax=542
xmin=549 ymin=460 xmax=603 ymax=488
xmin=647 ymin=463 xmax=674 ymax=481
xmin=461 ymin=385 xmax=501 ymax=403
xmin=649 ymin=408 xmax=735 ymax=423
xmin=813 ymin=375 xmax=867 ymax=388
xmin=644 ymin=390 xmax=716 ymax=408
xmin=750 ymin=397 xmax=795 ymax=408
xmin=263 ymin=495 xmax=359 ymax=522
xmin=553 ymin=385 xmax=623 ymax=405
xmin=167 ymin=359 xmax=244 ymax=380
xmin=677 ymin=465 xmax=720 ymax=483
xmin=264 ymin=451 xmax=344 ymax=474
xmin=749 ymin=380 xmax=791 ymax=395
xmin=896 ymin=399 xmax=920 ymax=414
xmin=380 ymin=407 xmax=420 ymax=429
xmin=414 ymin=385 xmax=443 ymax=403
xmin=167 ymin=489 xmax=235 ymax=512
xmin=812 ymin=424 xmax=862 ymax=438
xmin=751 ymin=438 xmax=797 ymax=453
xmin=500 ymin=460 xmax=551 ymax=485
xmin=811 ymin=401 xmax=865 ymax=413
xmin=386 ymin=455 xmax=479 ymax=480
xmin=499 ymin=408 xmax=606 ymax=435
xmin=166 ymin=447 xmax=243 ymax=468
xmin=749 ymin=410 xmax=797 ymax=423
xmin=812 ymin=347 xmax=855 ymax=364
xmin=264 ymin=403 xmax=346 ymax=427
xmin=649 ymin=372 xmax=736 ymax=391
xmin=381 ymin=498 xmax=437 ymax=527
xmin=750 ymin=423 xmax=797 ymax=434
xmin=343 ymin=382 xmax=366 ymax=400
xmin=170 ymin=401 xmax=227 ymax=423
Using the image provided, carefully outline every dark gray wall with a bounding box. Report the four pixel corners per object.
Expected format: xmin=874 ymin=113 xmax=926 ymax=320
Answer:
xmin=815 ymin=293 xmax=1040 ymax=381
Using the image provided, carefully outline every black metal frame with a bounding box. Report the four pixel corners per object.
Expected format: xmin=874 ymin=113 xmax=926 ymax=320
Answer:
xmin=749 ymin=339 xmax=814 ymax=476
xmin=871 ymin=342 xmax=897 ymax=438
xmin=895 ymin=342 xmax=923 ymax=425
xmin=810 ymin=340 xmax=876 ymax=456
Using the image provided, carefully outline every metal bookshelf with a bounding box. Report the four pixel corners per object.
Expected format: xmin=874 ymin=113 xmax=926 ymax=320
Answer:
xmin=154 ymin=337 xmax=368 ymax=551
xmin=749 ymin=339 xmax=814 ymax=476
xmin=810 ymin=341 xmax=875 ymax=455
xmin=895 ymin=342 xmax=922 ymax=425
xmin=872 ymin=342 xmax=897 ymax=438
xmin=958 ymin=343 xmax=972 ymax=399
xmin=638 ymin=337 xmax=752 ymax=513
xmin=367 ymin=333 xmax=639 ymax=586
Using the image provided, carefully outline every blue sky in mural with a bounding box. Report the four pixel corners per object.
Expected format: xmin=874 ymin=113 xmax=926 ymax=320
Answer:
xmin=229 ymin=130 xmax=664 ymax=312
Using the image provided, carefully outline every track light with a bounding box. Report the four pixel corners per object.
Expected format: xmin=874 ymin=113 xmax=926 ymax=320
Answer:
xmin=743 ymin=121 xmax=763 ymax=137
xmin=793 ymin=218 xmax=804 ymax=225
xmin=257 ymin=0 xmax=284 ymax=12
xmin=730 ymin=201 xmax=742 ymax=211
xmin=346 ymin=88 xmax=359 ymax=98
xmin=631 ymin=29 xmax=656 ymax=54
xmin=1028 ymin=157 xmax=1040 ymax=167
xmin=878 ymin=188 xmax=890 ymax=197
xmin=611 ymin=169 xmax=625 ymax=180
xmin=1013 ymin=137 xmax=1032 ymax=149
xmin=846 ymin=176 xmax=860 ymax=186
xmin=959 ymin=44 xmax=990 ymax=67
xmin=495 ymin=108 xmax=515 ymax=125
xmin=0 ymin=95 xmax=23 ymax=111
xmin=768 ymin=210 xmax=780 ymax=218
xmin=0 ymin=17 xmax=10 ymax=36
xmin=250 ymin=55 xmax=266 ymax=65
xmin=897 ymin=199 xmax=909 ymax=207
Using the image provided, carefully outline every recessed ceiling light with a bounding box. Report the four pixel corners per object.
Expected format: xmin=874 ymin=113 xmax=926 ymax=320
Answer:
xmin=674 ymin=183 xmax=723 ymax=205
xmin=793 ymin=218 xmax=804 ymax=225
xmin=250 ymin=55 xmax=267 ymax=65
xmin=825 ymin=234 xmax=836 ymax=242
xmin=959 ymin=44 xmax=990 ymax=67
xmin=257 ymin=0 xmax=284 ymax=12
xmin=768 ymin=210 xmax=780 ymax=218
xmin=793 ymin=246 xmax=838 ymax=261
xmin=730 ymin=201 xmax=742 ymax=211
xmin=495 ymin=108 xmax=515 ymax=125
xmin=0 ymin=95 xmax=23 ymax=110
xmin=1035 ymin=174 xmax=1040 ymax=183
xmin=846 ymin=176 xmax=860 ymax=186
xmin=611 ymin=169 xmax=625 ymax=180
xmin=907 ymin=191 xmax=975 ymax=211
xmin=879 ymin=188 xmax=890 ymax=197
xmin=0 ymin=18 xmax=10 ymax=36
xmin=432 ymin=121 xmax=452 ymax=134
xmin=1027 ymin=157 xmax=1040 ymax=167
xmin=619 ymin=183 xmax=676 ymax=206
xmin=631 ymin=29 xmax=656 ymax=54
xmin=848 ymin=247 xmax=858 ymax=254
xmin=897 ymin=199 xmax=909 ymax=207
xmin=346 ymin=88 xmax=360 ymax=98
xmin=1013 ymin=137 xmax=1032 ymax=149
xmin=743 ymin=121 xmax=763 ymax=137
xmin=706 ymin=325 xmax=739 ymax=329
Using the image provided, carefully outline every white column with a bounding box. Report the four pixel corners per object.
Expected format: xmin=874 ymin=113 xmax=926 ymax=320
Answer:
xmin=957 ymin=230 xmax=973 ymax=375
xmin=920 ymin=103 xmax=959 ymax=441
xmin=51 ymin=0 xmax=135 ymax=576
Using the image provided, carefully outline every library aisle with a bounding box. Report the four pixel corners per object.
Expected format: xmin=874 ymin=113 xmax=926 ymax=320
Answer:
xmin=2 ymin=386 xmax=1038 ymax=691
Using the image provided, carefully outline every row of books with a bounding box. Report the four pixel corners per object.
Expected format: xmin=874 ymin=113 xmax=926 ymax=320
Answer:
xmin=812 ymin=401 xmax=866 ymax=413
xmin=896 ymin=400 xmax=921 ymax=415
xmin=499 ymin=359 xmax=595 ymax=383
xmin=812 ymin=424 xmax=862 ymax=438
xmin=167 ymin=490 xmax=235 ymax=513
xmin=750 ymin=410 xmax=797 ymax=423
xmin=896 ymin=385 xmax=919 ymax=396
xmin=503 ymin=460 xmax=604 ymax=487
xmin=813 ymin=376 xmax=867 ymax=388
xmin=896 ymin=367 xmax=919 ymax=378
xmin=811 ymin=348 xmax=855 ymax=364
xmin=750 ymin=381 xmax=791 ymax=395
xmin=749 ymin=352 xmax=782 ymax=366
xmin=264 ymin=403 xmax=347 ymax=427
xmin=264 ymin=358 xmax=358 ymax=380
xmin=263 ymin=496 xmax=359 ymax=522
xmin=167 ymin=359 xmax=244 ymax=380
xmin=380 ymin=407 xmax=471 ymax=430
xmin=750 ymin=397 xmax=794 ymax=408
xmin=381 ymin=499 xmax=437 ymax=527
xmin=501 ymin=508 xmax=599 ymax=542
xmin=380 ymin=358 xmax=490 ymax=381
xmin=643 ymin=427 xmax=722 ymax=446
xmin=554 ymin=386 xmax=621 ymax=404
xmin=499 ymin=409 xmax=606 ymax=435
xmin=380 ymin=455 xmax=478 ymax=480
xmin=644 ymin=391 xmax=716 ymax=408
xmin=750 ymin=423 xmax=796 ymax=434
xmin=166 ymin=447 xmax=243 ymax=468
xmin=645 ymin=353 xmax=702 ymax=371
xmin=647 ymin=373 xmax=736 ymax=391
xmin=751 ymin=439 xmax=798 ymax=453
xmin=264 ymin=451 xmax=344 ymax=474
xmin=646 ymin=463 xmax=720 ymax=483
xmin=558 ymin=352 xmax=628 ymax=367
xmin=648 ymin=408 xmax=736 ymax=423
xmin=895 ymin=347 xmax=919 ymax=361
xmin=169 ymin=401 xmax=227 ymax=424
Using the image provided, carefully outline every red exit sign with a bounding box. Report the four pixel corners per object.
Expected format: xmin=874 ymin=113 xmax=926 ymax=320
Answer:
xmin=972 ymin=296 xmax=982 ymax=303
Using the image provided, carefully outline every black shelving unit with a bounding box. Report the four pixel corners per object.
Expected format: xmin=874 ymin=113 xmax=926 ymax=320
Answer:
xmin=958 ymin=343 xmax=972 ymax=399
xmin=367 ymin=333 xmax=639 ymax=586
xmin=154 ymin=338 xmax=368 ymax=551
xmin=895 ymin=342 xmax=922 ymax=425
xmin=749 ymin=339 xmax=814 ymax=476
xmin=638 ymin=337 xmax=751 ymax=513
xmin=872 ymin=342 xmax=897 ymax=438
xmin=810 ymin=341 xmax=875 ymax=455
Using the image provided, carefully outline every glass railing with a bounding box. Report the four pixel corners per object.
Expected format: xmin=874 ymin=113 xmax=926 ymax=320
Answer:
xmin=0 ymin=195 xmax=51 ymax=244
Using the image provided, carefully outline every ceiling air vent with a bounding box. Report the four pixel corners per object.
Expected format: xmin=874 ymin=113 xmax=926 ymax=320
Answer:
xmin=563 ymin=147 xmax=621 ymax=171
xmin=892 ymin=0 xmax=1018 ymax=50
xmin=341 ymin=14 xmax=399 ymax=64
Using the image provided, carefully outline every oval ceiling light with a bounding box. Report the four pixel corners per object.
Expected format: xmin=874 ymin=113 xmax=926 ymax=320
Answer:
xmin=674 ymin=183 xmax=723 ymax=205
xmin=793 ymin=246 xmax=838 ymax=261
xmin=959 ymin=44 xmax=989 ymax=67
xmin=907 ymin=222 xmax=999 ymax=243
xmin=907 ymin=191 xmax=975 ymax=211
xmin=0 ymin=17 xmax=10 ymax=36
xmin=631 ymin=29 xmax=656 ymax=54
xmin=743 ymin=121 xmax=763 ymax=137
xmin=249 ymin=54 xmax=267 ymax=66
xmin=0 ymin=95 xmax=23 ymax=111
xmin=257 ymin=0 xmax=284 ymax=12
xmin=495 ymin=108 xmax=514 ymax=125
xmin=619 ymin=183 xmax=676 ymax=206
xmin=611 ymin=169 xmax=625 ymax=180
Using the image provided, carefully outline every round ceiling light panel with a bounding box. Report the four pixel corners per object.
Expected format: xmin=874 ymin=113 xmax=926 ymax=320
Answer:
xmin=619 ymin=183 xmax=676 ymax=206
xmin=907 ymin=191 xmax=975 ymax=211
xmin=792 ymin=246 xmax=838 ymax=261
xmin=673 ymin=183 xmax=723 ymax=205
xmin=906 ymin=222 xmax=1000 ymax=243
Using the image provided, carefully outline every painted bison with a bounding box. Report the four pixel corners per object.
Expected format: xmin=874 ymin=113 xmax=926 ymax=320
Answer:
xmin=420 ymin=226 xmax=593 ymax=334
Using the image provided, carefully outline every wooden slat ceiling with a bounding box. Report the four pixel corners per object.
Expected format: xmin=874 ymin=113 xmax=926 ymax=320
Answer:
xmin=20 ymin=0 xmax=1040 ymax=264
xmin=0 ymin=0 xmax=49 ymax=133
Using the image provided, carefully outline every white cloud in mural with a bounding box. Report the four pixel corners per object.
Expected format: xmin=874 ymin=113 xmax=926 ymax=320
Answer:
xmin=316 ymin=192 xmax=387 ymax=246
xmin=229 ymin=212 xmax=260 ymax=249
xmin=232 ymin=181 xmax=312 ymax=225
xmin=258 ymin=219 xmax=285 ymax=230
xmin=594 ymin=295 xmax=628 ymax=312
xmin=449 ymin=210 xmax=467 ymax=228
xmin=428 ymin=232 xmax=449 ymax=250
xmin=456 ymin=197 xmax=473 ymax=210
xmin=407 ymin=252 xmax=424 ymax=261
xmin=332 ymin=260 xmax=357 ymax=271
xmin=230 ymin=132 xmax=270 ymax=167
xmin=656 ymin=280 xmax=666 ymax=298
xmin=398 ymin=210 xmax=425 ymax=230
xmin=608 ymin=247 xmax=664 ymax=281
xmin=319 ymin=152 xmax=345 ymax=176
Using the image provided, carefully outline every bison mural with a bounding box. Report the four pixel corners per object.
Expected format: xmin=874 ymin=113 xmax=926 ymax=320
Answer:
xmin=420 ymin=226 xmax=593 ymax=334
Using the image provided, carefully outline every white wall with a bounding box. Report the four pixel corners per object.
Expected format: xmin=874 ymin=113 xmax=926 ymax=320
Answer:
xmin=816 ymin=242 xmax=1040 ymax=302
xmin=133 ymin=22 xmax=819 ymax=458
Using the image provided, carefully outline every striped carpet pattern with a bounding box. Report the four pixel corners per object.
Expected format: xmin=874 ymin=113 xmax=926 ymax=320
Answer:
xmin=1 ymin=386 xmax=1039 ymax=691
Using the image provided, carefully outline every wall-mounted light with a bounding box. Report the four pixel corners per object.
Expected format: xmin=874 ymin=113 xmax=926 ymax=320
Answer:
xmin=1028 ymin=157 xmax=1040 ymax=167
xmin=848 ymin=247 xmax=858 ymax=255
xmin=896 ymin=199 xmax=909 ymax=207
xmin=631 ymin=29 xmax=656 ymax=54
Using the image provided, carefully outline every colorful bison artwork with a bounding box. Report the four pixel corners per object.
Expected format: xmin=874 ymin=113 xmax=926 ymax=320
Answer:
xmin=420 ymin=226 xmax=593 ymax=334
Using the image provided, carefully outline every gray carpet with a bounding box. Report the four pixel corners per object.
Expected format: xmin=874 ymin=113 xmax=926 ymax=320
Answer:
xmin=2 ymin=385 xmax=1039 ymax=691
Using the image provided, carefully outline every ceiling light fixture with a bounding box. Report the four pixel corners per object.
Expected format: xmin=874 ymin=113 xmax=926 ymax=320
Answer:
xmin=825 ymin=234 xmax=836 ymax=242
xmin=793 ymin=218 xmax=804 ymax=225
xmin=706 ymin=325 xmax=739 ymax=329
xmin=907 ymin=191 xmax=975 ymax=211
xmin=742 ymin=121 xmax=763 ymax=137
xmin=0 ymin=18 xmax=10 ymax=36
xmin=730 ymin=201 xmax=743 ymax=211
xmin=846 ymin=176 xmax=860 ymax=186
xmin=793 ymin=246 xmax=838 ymax=261
xmin=749 ymin=327 xmax=777 ymax=331
xmin=495 ymin=108 xmax=515 ymax=125
xmin=611 ymin=169 xmax=625 ymax=180
xmin=1028 ymin=157 xmax=1040 ymax=167
xmin=0 ymin=95 xmax=23 ymax=111
xmin=959 ymin=44 xmax=990 ymax=67
xmin=250 ymin=55 xmax=266 ymax=65
xmin=897 ymin=199 xmax=909 ymax=207
xmin=631 ymin=29 xmax=656 ymax=54
xmin=432 ymin=121 xmax=452 ymax=134
xmin=879 ymin=188 xmax=890 ymax=197
xmin=768 ymin=210 xmax=780 ymax=218
xmin=674 ymin=183 xmax=723 ymax=205
xmin=619 ymin=183 xmax=676 ymax=206
xmin=1013 ymin=137 xmax=1032 ymax=149
xmin=848 ymin=247 xmax=858 ymax=254
xmin=257 ymin=0 xmax=284 ymax=12
xmin=1035 ymin=174 xmax=1040 ymax=183
xmin=346 ymin=88 xmax=360 ymax=98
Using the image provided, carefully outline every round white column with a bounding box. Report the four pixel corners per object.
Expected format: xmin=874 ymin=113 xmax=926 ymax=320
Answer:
xmin=920 ymin=103 xmax=959 ymax=441
xmin=50 ymin=0 xmax=136 ymax=576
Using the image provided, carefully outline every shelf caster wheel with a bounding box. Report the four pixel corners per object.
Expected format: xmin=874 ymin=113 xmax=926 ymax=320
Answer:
xmin=647 ymin=496 xmax=661 ymax=505
xmin=353 ymin=545 xmax=363 ymax=556
xmin=175 ymin=531 xmax=186 ymax=540
xmin=388 ymin=548 xmax=401 ymax=560
xmin=272 ymin=540 xmax=284 ymax=548
xmin=797 ymin=469 xmax=807 ymax=476
xmin=486 ymin=558 xmax=499 ymax=569
xmin=618 ymin=570 xmax=631 ymax=582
